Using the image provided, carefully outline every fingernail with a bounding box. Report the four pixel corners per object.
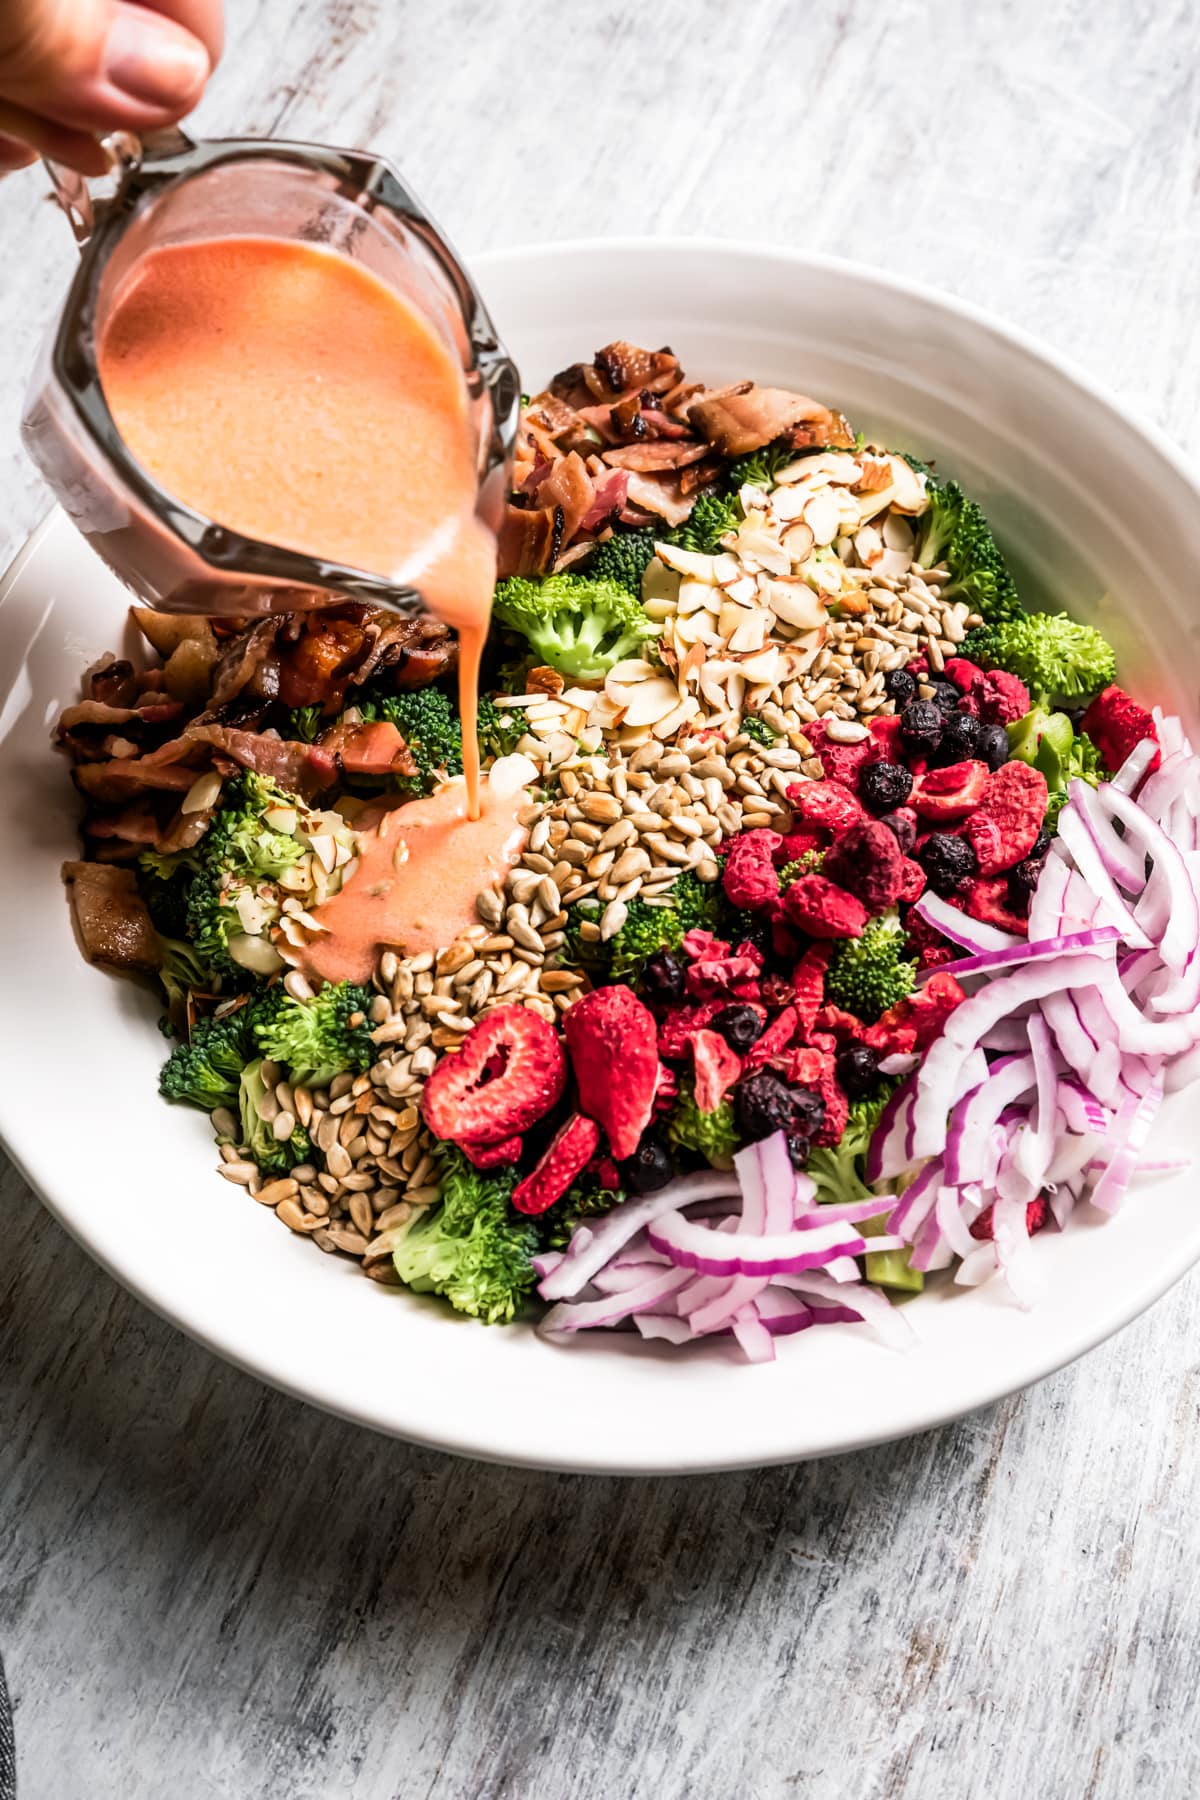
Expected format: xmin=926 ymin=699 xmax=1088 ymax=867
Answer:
xmin=104 ymin=12 xmax=210 ymax=108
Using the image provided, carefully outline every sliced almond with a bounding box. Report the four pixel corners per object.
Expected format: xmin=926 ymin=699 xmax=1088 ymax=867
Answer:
xmin=874 ymin=547 xmax=915 ymax=579
xmin=641 ymin=557 xmax=681 ymax=607
xmin=677 ymin=575 xmax=718 ymax=616
xmin=737 ymin=645 xmax=782 ymax=685
xmin=759 ymin=576 xmax=829 ymax=630
xmin=652 ymin=693 xmax=701 ymax=739
xmin=781 ymin=520 xmax=815 ymax=563
xmin=655 ymin=542 xmax=720 ymax=581
xmin=770 ymin=484 xmax=812 ymax=523
xmin=723 ymin=574 xmax=760 ymax=605
xmin=803 ymin=490 xmax=842 ymax=546
xmin=615 ymin=675 xmax=687 ymax=728
xmin=728 ymin=610 xmax=769 ymax=654
xmin=733 ymin=523 xmax=791 ymax=576
xmin=882 ymin=511 xmax=915 ymax=553
xmin=885 ymin=455 xmax=927 ymax=514
xmin=854 ymin=525 xmax=884 ymax=567
xmin=739 ymin=483 xmax=770 ymax=513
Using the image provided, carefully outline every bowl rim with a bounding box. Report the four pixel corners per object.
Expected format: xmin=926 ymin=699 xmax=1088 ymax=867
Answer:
xmin=6 ymin=233 xmax=1200 ymax=1474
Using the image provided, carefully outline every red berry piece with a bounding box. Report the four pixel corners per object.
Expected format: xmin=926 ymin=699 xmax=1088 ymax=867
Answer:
xmin=420 ymin=1004 xmax=566 ymax=1147
xmin=512 ymin=1113 xmax=600 ymax=1215
xmin=564 ymin=986 xmax=660 ymax=1160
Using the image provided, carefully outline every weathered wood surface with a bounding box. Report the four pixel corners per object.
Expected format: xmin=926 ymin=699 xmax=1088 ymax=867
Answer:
xmin=4 ymin=2 xmax=1200 ymax=1795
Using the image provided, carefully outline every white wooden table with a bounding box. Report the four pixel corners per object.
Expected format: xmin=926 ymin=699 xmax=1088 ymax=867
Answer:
xmin=4 ymin=3 xmax=1200 ymax=1794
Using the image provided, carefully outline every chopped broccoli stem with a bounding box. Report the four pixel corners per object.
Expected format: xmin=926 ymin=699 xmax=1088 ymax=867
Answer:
xmin=740 ymin=715 xmax=778 ymax=747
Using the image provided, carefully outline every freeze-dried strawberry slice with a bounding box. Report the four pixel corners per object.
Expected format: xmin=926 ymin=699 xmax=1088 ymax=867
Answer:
xmin=963 ymin=761 xmax=1048 ymax=874
xmin=910 ymin=760 xmax=990 ymax=822
xmin=460 ymin=1134 xmax=523 ymax=1170
xmin=564 ymin=986 xmax=660 ymax=1159
xmin=689 ymin=1028 xmax=742 ymax=1112
xmin=969 ymin=1196 xmax=1048 ymax=1240
xmin=512 ymin=1113 xmax=600 ymax=1215
xmin=421 ymin=1004 xmax=566 ymax=1147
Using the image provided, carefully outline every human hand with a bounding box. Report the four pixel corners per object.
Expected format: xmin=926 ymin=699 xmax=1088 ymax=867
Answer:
xmin=0 ymin=0 xmax=222 ymax=174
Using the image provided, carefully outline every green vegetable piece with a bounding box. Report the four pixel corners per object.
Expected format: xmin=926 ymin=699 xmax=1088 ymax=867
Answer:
xmin=392 ymin=1146 xmax=541 ymax=1325
xmin=238 ymin=1056 xmax=310 ymax=1175
xmin=669 ymin=492 xmax=738 ymax=555
xmin=159 ymin=1006 xmax=257 ymax=1111
xmin=1008 ymin=707 xmax=1107 ymax=828
xmin=185 ymin=772 xmax=309 ymax=983
xmin=824 ymin=913 xmax=916 ymax=1023
xmin=476 ymin=693 xmax=527 ymax=760
xmin=585 ymin=529 xmax=659 ymax=597
xmin=492 ymin=572 xmax=660 ymax=682
xmin=962 ymin=611 xmax=1117 ymax=706
xmin=740 ymin=715 xmax=777 ymax=747
xmin=861 ymin=1213 xmax=925 ymax=1293
xmin=807 ymin=1086 xmax=922 ymax=1291
xmin=667 ymin=1078 xmax=739 ymax=1165
xmin=911 ymin=478 xmax=1023 ymax=625
xmin=252 ymin=980 xmax=375 ymax=1090
xmin=726 ymin=442 xmax=796 ymax=492
xmin=357 ymin=686 xmax=463 ymax=796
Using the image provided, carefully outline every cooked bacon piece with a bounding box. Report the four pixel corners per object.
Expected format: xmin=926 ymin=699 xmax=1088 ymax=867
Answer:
xmin=688 ymin=384 xmax=850 ymax=457
xmin=273 ymin=615 xmax=369 ymax=710
xmin=317 ymin=718 xmax=418 ymax=778
xmin=526 ymin=451 xmax=594 ymax=544
xmin=592 ymin=341 xmax=681 ymax=397
xmin=579 ymin=468 xmax=629 ymax=532
xmin=623 ymin=470 xmax=696 ymax=527
xmin=84 ymin=655 xmax=141 ymax=708
xmin=186 ymin=726 xmax=337 ymax=798
xmin=784 ymin=411 xmax=856 ymax=451
xmin=207 ymin=618 xmax=283 ymax=707
xmin=62 ymin=861 xmax=160 ymax=973
xmin=638 ymin=407 xmax=691 ymax=440
xmin=498 ymin=502 xmax=560 ymax=578
xmin=679 ymin=456 xmax=725 ymax=497
xmin=73 ymin=737 xmax=201 ymax=803
xmin=602 ymin=440 xmax=712 ymax=473
xmin=57 ymin=698 xmax=182 ymax=733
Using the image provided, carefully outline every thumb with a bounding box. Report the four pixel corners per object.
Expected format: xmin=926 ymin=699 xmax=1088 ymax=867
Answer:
xmin=0 ymin=0 xmax=214 ymax=135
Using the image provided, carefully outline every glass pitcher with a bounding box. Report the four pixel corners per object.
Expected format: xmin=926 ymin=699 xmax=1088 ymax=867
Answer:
xmin=21 ymin=131 xmax=520 ymax=616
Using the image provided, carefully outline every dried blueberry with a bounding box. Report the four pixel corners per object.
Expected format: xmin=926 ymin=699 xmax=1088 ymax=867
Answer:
xmin=899 ymin=699 xmax=944 ymax=757
xmin=918 ymin=831 xmax=978 ymax=895
xmin=1008 ymin=858 xmax=1043 ymax=901
xmin=641 ymin=949 xmax=686 ymax=1004
xmin=884 ymin=668 xmax=918 ymax=708
xmin=879 ymin=809 xmax=917 ymax=854
xmin=859 ymin=759 xmax=913 ymax=814
xmin=928 ymin=678 xmax=962 ymax=715
xmin=933 ymin=712 xmax=983 ymax=766
xmin=977 ymin=722 xmax=1011 ymax=772
xmin=1029 ymin=826 xmax=1052 ymax=859
xmin=734 ymin=1071 xmax=825 ymax=1145
xmin=712 ymin=1004 xmax=765 ymax=1052
xmin=836 ymin=1043 xmax=881 ymax=1099
xmin=624 ymin=1137 xmax=675 ymax=1194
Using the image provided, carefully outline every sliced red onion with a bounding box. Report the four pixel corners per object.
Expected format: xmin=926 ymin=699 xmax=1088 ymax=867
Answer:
xmin=1094 ymin=971 xmax=1200 ymax=1056
xmin=1041 ymin=987 xmax=1097 ymax=1076
xmin=1097 ymin=779 xmax=1199 ymax=970
xmin=1054 ymin=804 xmax=1152 ymax=946
xmin=1088 ymin=1076 xmax=1164 ymax=1214
xmin=917 ymin=925 xmax=1120 ymax=987
xmin=878 ymin=1052 xmax=919 ymax=1077
xmin=633 ymin=1314 xmax=693 ymax=1345
xmin=887 ymin=1158 xmax=943 ymax=1240
xmin=1110 ymin=736 xmax=1162 ymax=796
xmin=646 ymin=1211 xmax=886 ymax=1275
xmin=954 ymin=1241 xmax=1000 ymax=1287
xmin=1011 ymin=1015 xmax=1057 ymax=1190
xmin=1055 ymin=1076 xmax=1109 ymax=1135
xmin=1068 ymin=780 xmax=1147 ymax=891
xmin=1137 ymin=749 xmax=1200 ymax=816
xmin=591 ymin=1260 xmax=678 ymax=1296
xmin=732 ymin=1310 xmax=776 ymax=1362
xmin=913 ymin=890 xmax=1019 ymax=953
xmin=754 ymin=1290 xmax=817 ymax=1336
xmin=771 ymin=1270 xmax=914 ymax=1349
xmin=865 ymin=1075 xmax=916 ymax=1183
xmin=541 ymin=1266 xmax=693 ymax=1333
xmin=944 ymin=1052 xmax=1035 ymax=1185
xmin=532 ymin=1250 xmax=564 ymax=1280
xmin=911 ymin=952 xmax=1117 ymax=1158
xmin=539 ymin=1171 xmax=739 ymax=1301
xmin=981 ymin=1017 xmax=1036 ymax=1051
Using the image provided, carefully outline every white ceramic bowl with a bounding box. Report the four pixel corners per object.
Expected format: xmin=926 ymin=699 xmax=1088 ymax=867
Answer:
xmin=2 ymin=239 xmax=1198 ymax=1474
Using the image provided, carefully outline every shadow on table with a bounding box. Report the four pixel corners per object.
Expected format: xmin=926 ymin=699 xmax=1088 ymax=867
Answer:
xmin=0 ymin=1176 xmax=1014 ymax=1796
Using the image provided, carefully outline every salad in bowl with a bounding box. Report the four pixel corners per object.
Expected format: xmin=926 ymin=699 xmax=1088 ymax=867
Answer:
xmin=55 ymin=337 xmax=1200 ymax=1365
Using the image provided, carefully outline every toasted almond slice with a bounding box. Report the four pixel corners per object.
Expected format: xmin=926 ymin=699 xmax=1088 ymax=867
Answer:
xmin=641 ymin=557 xmax=681 ymax=607
xmin=228 ymin=933 xmax=286 ymax=975
xmin=737 ymin=645 xmax=782 ymax=685
xmin=728 ymin=610 xmax=769 ymax=654
xmin=679 ymin=640 xmax=707 ymax=686
xmin=770 ymin=484 xmax=811 ymax=523
xmin=712 ymin=553 xmax=742 ymax=585
xmin=615 ymin=675 xmax=687 ymax=727
xmin=759 ymin=576 xmax=828 ymax=630
xmin=614 ymin=724 xmax=654 ymax=748
xmin=734 ymin=523 xmax=791 ymax=575
xmin=182 ymin=770 xmax=222 ymax=816
xmin=724 ymin=671 xmax=746 ymax=715
xmin=781 ymin=520 xmax=815 ymax=563
xmin=803 ymin=490 xmax=842 ymax=546
xmin=739 ymin=483 xmax=770 ymax=513
xmin=699 ymin=665 xmax=729 ymax=709
xmin=885 ymin=456 xmax=927 ymax=514
xmin=588 ymin=693 xmax=624 ymax=730
xmin=678 ymin=575 xmax=718 ymax=616
xmin=798 ymin=556 xmax=846 ymax=597
xmin=772 ymin=458 xmax=812 ymax=485
xmin=652 ymin=692 xmax=701 ymax=739
xmin=882 ymin=511 xmax=915 ymax=553
xmin=655 ymin=543 xmax=720 ymax=581
xmin=854 ymin=525 xmax=884 ymax=567
xmin=723 ymin=574 xmax=760 ymax=605
xmin=875 ymin=547 xmax=914 ymax=579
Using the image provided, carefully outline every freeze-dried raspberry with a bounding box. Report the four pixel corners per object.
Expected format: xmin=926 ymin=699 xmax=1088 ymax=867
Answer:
xmin=969 ymin=1196 xmax=1049 ymax=1240
xmin=822 ymin=819 xmax=907 ymax=911
xmin=791 ymin=944 xmax=830 ymax=1037
xmin=962 ymin=875 xmax=1030 ymax=937
xmin=460 ymin=1134 xmax=523 ymax=1170
xmin=722 ymin=829 xmax=783 ymax=911
xmin=1081 ymin=685 xmax=1161 ymax=777
xmin=785 ymin=779 xmax=864 ymax=837
xmin=781 ymin=874 xmax=869 ymax=939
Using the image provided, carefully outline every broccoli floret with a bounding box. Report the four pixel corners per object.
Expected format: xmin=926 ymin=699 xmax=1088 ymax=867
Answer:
xmin=282 ymin=703 xmax=324 ymax=742
xmin=669 ymin=492 xmax=739 ymax=554
xmin=562 ymin=896 xmax=683 ymax=982
xmin=740 ymin=715 xmax=778 ymax=747
xmin=824 ymin=912 xmax=916 ymax=1023
xmin=585 ymin=529 xmax=658 ymax=597
xmin=726 ymin=442 xmax=796 ymax=492
xmin=185 ymin=772 xmax=351 ymax=985
xmin=252 ymin=981 xmax=375 ymax=1089
xmin=238 ymin=1056 xmax=311 ymax=1175
xmin=667 ymin=1078 xmax=739 ymax=1166
xmin=492 ymin=573 xmax=660 ymax=682
xmin=1008 ymin=707 xmax=1107 ymax=829
xmin=671 ymin=866 xmax=725 ymax=934
xmin=778 ymin=850 xmax=824 ymax=887
xmin=138 ymin=846 xmax=198 ymax=939
xmin=962 ymin=612 xmax=1116 ymax=705
xmin=392 ymin=1146 xmax=541 ymax=1325
xmin=476 ymin=694 xmax=527 ymax=760
xmin=563 ymin=1172 xmax=624 ymax=1218
xmin=159 ymin=1006 xmax=257 ymax=1111
xmin=806 ymin=1086 xmax=922 ymax=1292
xmin=157 ymin=934 xmax=209 ymax=1025
xmin=912 ymin=479 xmax=1022 ymax=625
xmin=359 ymin=686 xmax=463 ymax=796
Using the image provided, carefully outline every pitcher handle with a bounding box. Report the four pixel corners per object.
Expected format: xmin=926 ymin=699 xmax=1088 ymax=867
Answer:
xmin=42 ymin=131 xmax=147 ymax=248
